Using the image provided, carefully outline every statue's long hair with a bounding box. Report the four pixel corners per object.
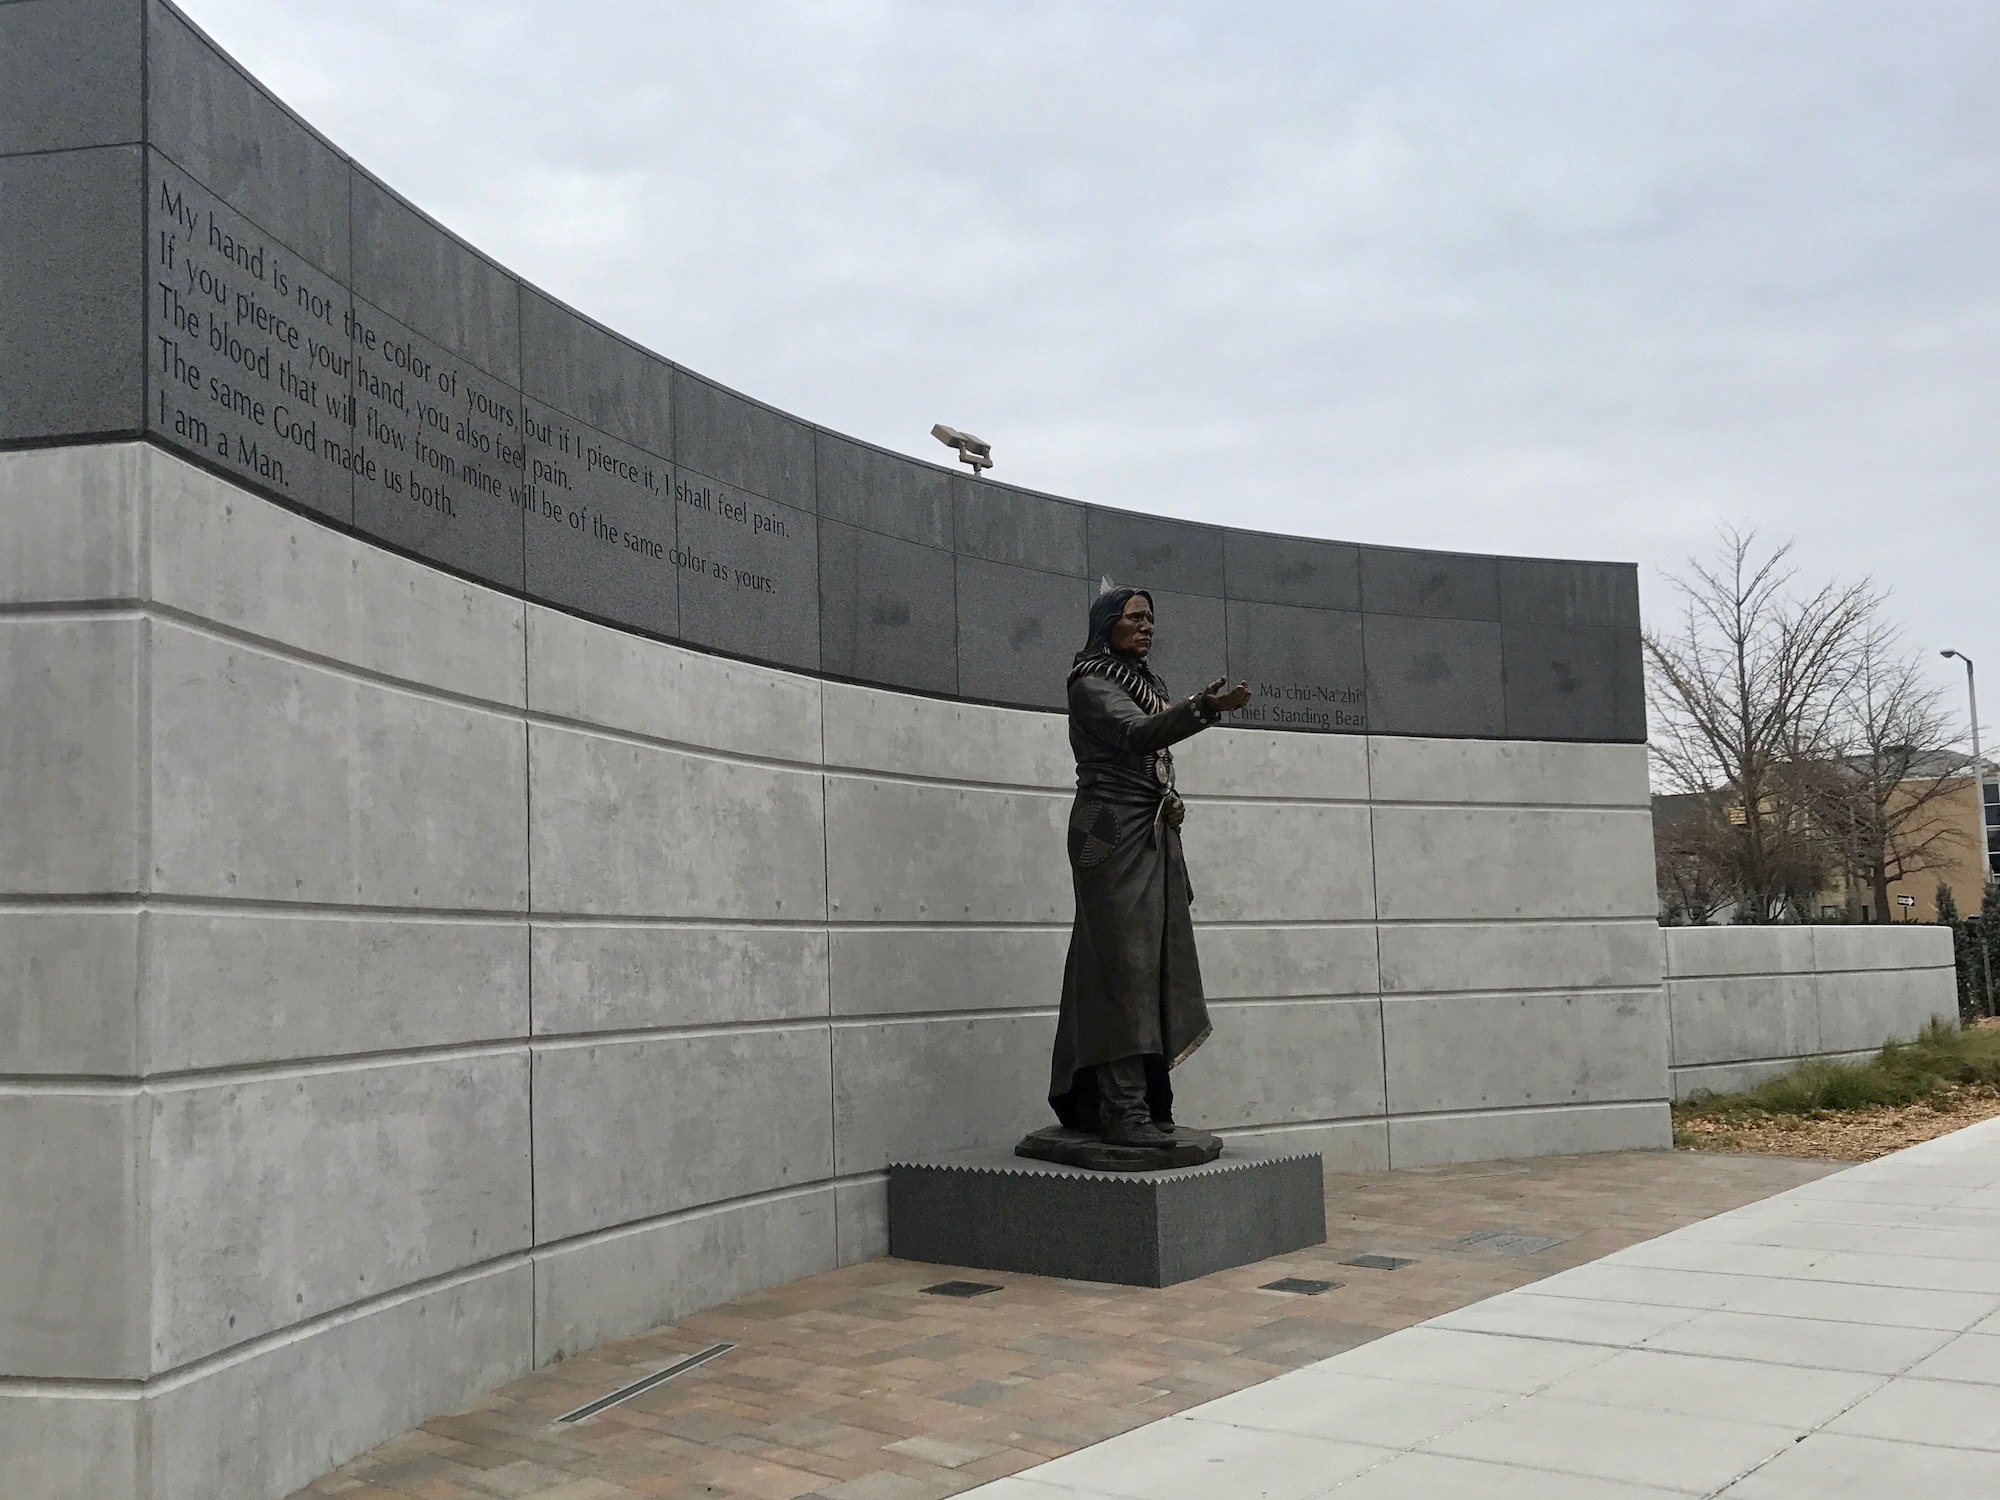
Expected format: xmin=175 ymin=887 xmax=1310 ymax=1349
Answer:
xmin=1069 ymin=581 xmax=1170 ymax=710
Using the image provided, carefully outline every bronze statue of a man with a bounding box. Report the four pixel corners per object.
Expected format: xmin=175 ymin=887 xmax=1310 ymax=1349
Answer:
xmin=1045 ymin=586 xmax=1250 ymax=1149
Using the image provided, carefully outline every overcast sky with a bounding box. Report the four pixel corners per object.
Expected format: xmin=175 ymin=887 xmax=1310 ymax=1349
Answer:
xmin=186 ymin=0 xmax=1999 ymax=740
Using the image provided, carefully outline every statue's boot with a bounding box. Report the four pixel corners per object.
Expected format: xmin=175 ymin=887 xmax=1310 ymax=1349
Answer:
xmin=1098 ymin=1055 xmax=1176 ymax=1148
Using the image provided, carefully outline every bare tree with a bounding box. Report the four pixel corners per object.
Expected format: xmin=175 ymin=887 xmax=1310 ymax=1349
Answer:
xmin=1809 ymin=626 xmax=1969 ymax=921
xmin=1654 ymin=792 xmax=1735 ymax=925
xmin=1645 ymin=529 xmax=1874 ymax=922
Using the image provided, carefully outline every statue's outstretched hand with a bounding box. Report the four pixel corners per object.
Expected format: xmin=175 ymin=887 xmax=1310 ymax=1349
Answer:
xmin=1202 ymin=678 xmax=1252 ymax=715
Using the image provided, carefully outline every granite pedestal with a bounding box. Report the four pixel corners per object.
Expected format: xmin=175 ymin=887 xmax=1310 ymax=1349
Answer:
xmin=887 ymin=1143 xmax=1326 ymax=1287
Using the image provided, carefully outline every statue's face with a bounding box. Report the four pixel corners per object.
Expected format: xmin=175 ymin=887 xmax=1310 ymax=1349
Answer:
xmin=1110 ymin=595 xmax=1154 ymax=658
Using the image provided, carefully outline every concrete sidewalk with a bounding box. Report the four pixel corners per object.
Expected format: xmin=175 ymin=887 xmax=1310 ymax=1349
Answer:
xmin=963 ymin=1118 xmax=2000 ymax=1499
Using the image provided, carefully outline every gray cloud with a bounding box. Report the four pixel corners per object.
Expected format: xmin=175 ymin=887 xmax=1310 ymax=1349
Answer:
xmin=189 ymin=0 xmax=2000 ymax=730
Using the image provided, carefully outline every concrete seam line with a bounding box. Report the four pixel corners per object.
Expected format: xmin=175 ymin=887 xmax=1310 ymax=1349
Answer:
xmin=824 ymin=1009 xmax=1059 ymax=1030
xmin=0 ymin=600 xmax=152 ymax=619
xmin=1386 ymin=1100 xmax=1667 ymax=1123
xmin=529 ymin=1178 xmax=840 ymax=1259
xmin=0 ymin=1038 xmax=531 ymax=1092
xmin=533 ymin=1019 xmax=844 ymax=1049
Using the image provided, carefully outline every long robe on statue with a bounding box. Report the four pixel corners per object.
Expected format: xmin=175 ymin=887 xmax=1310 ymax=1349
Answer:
xmin=1048 ymin=589 xmax=1217 ymax=1130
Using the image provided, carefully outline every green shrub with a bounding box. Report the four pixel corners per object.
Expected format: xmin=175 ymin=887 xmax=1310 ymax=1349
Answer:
xmin=1677 ymin=1020 xmax=2000 ymax=1122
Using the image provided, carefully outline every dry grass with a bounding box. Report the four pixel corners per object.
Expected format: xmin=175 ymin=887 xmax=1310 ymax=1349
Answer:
xmin=1674 ymin=1018 xmax=2000 ymax=1162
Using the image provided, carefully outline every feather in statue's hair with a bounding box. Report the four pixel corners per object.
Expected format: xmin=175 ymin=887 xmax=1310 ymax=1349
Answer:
xmin=1098 ymin=576 xmax=1118 ymax=597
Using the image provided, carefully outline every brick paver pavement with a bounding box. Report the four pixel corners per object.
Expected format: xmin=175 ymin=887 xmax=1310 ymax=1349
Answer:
xmin=294 ymin=1151 xmax=1838 ymax=1500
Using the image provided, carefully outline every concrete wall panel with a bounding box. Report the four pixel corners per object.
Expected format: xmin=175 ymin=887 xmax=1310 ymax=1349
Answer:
xmin=1389 ymin=1101 xmax=1671 ymax=1168
xmin=147 ymin=911 xmax=528 ymax=1071
xmin=1663 ymin=925 xmax=1815 ymax=979
xmin=1812 ymin=924 xmax=1955 ymax=973
xmin=531 ymin=1029 xmax=833 ymax=1243
xmin=526 ymin=604 xmax=822 ymax=765
xmin=149 ymin=1262 xmax=531 ymax=1500
xmin=0 ymin=445 xmax=144 ymax=605
xmin=1220 ymin=1118 xmax=1390 ymax=1174
xmin=825 ymin=778 xmax=1069 ymax=923
xmin=1175 ymin=724 xmax=1370 ymax=801
xmin=830 ymin=1014 xmax=1050 ymax=1172
xmin=147 ymin=1054 xmax=531 ymax=1370
xmin=827 ymin=927 xmax=1064 ymax=1018
xmin=1668 ymin=974 xmax=1820 ymax=1070
xmin=1371 ymin=806 xmax=1655 ymax=921
xmin=0 ymin=1387 xmax=142 ymax=1500
xmin=0 ymin=910 xmax=141 ymax=1075
xmin=1368 ymin=736 xmax=1649 ymax=807
xmin=533 ymin=1189 xmax=835 ymax=1367
xmin=148 ymin=452 xmax=527 ymax=707
xmin=1176 ymin=998 xmax=1386 ymax=1128
xmin=0 ymin=616 xmax=143 ymax=896
xmin=823 ymin=681 xmax=1070 ymax=789
xmin=0 ymin=1092 xmax=146 ymax=1378
xmin=534 ymin=923 xmax=829 ymax=1033
xmin=1664 ymin=925 xmax=1960 ymax=1094
xmin=529 ymin=724 xmax=824 ymax=918
xmin=1815 ymin=968 xmax=1955 ymax=1054
xmin=834 ymin=1175 xmax=890 ymax=1266
xmin=149 ymin=624 xmax=528 ymax=907
xmin=1382 ymin=990 xmax=1668 ymax=1115
xmin=1379 ymin=920 xmax=1662 ymax=996
xmin=1195 ymin=923 xmax=1380 ymax=1000
xmin=1178 ymin=802 xmax=1376 ymax=923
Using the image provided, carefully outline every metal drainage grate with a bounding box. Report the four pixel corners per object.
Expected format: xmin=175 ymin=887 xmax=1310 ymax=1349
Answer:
xmin=1262 ymin=1277 xmax=1340 ymax=1295
xmin=555 ymin=1342 xmax=734 ymax=1425
xmin=1341 ymin=1254 xmax=1414 ymax=1271
xmin=1451 ymin=1230 xmax=1562 ymax=1256
xmin=922 ymin=1280 xmax=1002 ymax=1298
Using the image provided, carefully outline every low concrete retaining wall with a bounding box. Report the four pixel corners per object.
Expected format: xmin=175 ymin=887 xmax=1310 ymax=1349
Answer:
xmin=1664 ymin=925 xmax=1959 ymax=1099
xmin=2 ymin=444 xmax=1670 ymax=1499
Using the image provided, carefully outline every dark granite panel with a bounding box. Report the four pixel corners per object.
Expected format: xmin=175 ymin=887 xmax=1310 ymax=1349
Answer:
xmin=144 ymin=155 xmax=353 ymax=523
xmin=1224 ymin=529 xmax=1362 ymax=611
xmin=350 ymin=173 xmax=518 ymax=384
xmin=348 ymin=298 xmax=524 ymax=589
xmin=1142 ymin=587 xmax=1229 ymax=703
xmin=888 ymin=1145 xmax=1325 ymax=1288
xmin=521 ymin=400 xmax=674 ymax=638
xmin=146 ymin=3 xmax=349 ymax=279
xmin=0 ymin=0 xmax=142 ymax=154
xmin=673 ymin=370 xmax=814 ymax=511
xmin=1359 ymin=546 xmax=1501 ymax=621
xmin=814 ymin=433 xmax=954 ymax=548
xmin=0 ymin=147 xmax=144 ymax=441
xmin=1363 ymin=613 xmax=1507 ymax=738
xmin=955 ymin=556 xmax=1091 ymax=710
xmin=1497 ymin=557 xmax=1641 ymax=628
xmin=1087 ymin=507 xmax=1226 ymax=598
xmin=1503 ymin=622 xmax=1647 ymax=743
xmin=955 ymin=480 xmax=1087 ymax=576
xmin=1225 ymin=600 xmax=1367 ymax=733
xmin=675 ymin=468 xmax=819 ymax=673
xmin=818 ymin=520 xmax=956 ymax=695
xmin=519 ymin=289 xmax=672 ymax=458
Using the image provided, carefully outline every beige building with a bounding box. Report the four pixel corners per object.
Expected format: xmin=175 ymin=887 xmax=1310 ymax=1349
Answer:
xmin=1821 ymin=760 xmax=1997 ymax=922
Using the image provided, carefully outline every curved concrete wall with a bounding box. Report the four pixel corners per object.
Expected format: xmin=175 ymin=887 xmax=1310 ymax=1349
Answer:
xmin=1 ymin=444 xmax=1667 ymax=1500
xmin=1 ymin=0 xmax=1643 ymax=741
xmin=1665 ymin=925 xmax=1958 ymax=1099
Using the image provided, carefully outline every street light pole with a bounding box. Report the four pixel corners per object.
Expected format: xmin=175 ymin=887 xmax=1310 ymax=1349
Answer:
xmin=1942 ymin=649 xmax=1992 ymax=1016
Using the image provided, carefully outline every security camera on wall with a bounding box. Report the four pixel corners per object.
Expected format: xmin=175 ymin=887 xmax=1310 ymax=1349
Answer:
xmin=932 ymin=423 xmax=993 ymax=475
